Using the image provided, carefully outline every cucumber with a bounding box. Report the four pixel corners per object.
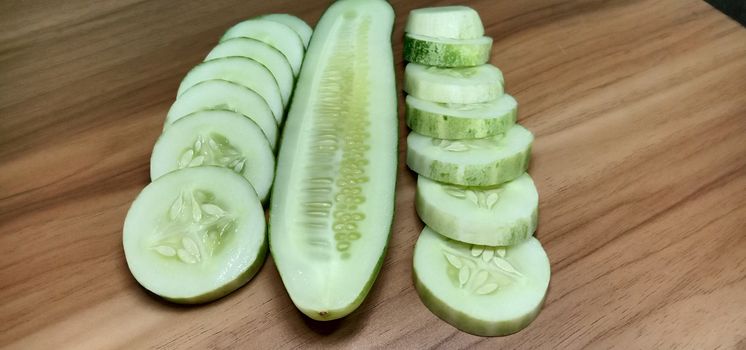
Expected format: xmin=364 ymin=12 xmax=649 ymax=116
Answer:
xmin=260 ymin=14 xmax=313 ymax=49
xmin=177 ymin=57 xmax=284 ymax=122
xmin=151 ymin=110 xmax=275 ymax=203
xmin=270 ymin=0 xmax=397 ymax=321
xmin=165 ymin=80 xmax=278 ymax=150
xmin=406 ymin=94 xmax=517 ymax=140
xmin=220 ymin=19 xmax=305 ymax=76
xmin=416 ymin=173 xmax=538 ymax=246
xmin=404 ymin=33 xmax=492 ymax=67
xmin=405 ymin=6 xmax=484 ymax=40
xmin=413 ymin=227 xmax=550 ymax=336
xmin=205 ymin=38 xmax=295 ymax=106
xmin=123 ymin=166 xmax=267 ymax=303
xmin=404 ymin=63 xmax=504 ymax=104
xmin=407 ymin=125 xmax=532 ymax=186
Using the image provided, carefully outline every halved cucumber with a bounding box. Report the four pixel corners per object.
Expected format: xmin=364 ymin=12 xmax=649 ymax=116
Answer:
xmin=177 ymin=57 xmax=284 ymax=122
xmin=404 ymin=33 xmax=492 ymax=67
xmin=270 ymin=0 xmax=397 ymax=321
xmin=413 ymin=227 xmax=550 ymax=336
xmin=407 ymin=125 xmax=532 ymax=186
xmin=151 ymin=110 xmax=275 ymax=203
xmin=123 ymin=166 xmax=266 ymax=303
xmin=406 ymin=94 xmax=517 ymax=140
xmin=416 ymin=173 xmax=538 ymax=246
xmin=220 ymin=19 xmax=305 ymax=76
xmin=404 ymin=63 xmax=504 ymax=104
xmin=165 ymin=80 xmax=278 ymax=150
xmin=405 ymin=6 xmax=484 ymax=40
xmin=260 ymin=14 xmax=312 ymax=49
xmin=206 ymin=38 xmax=295 ymax=106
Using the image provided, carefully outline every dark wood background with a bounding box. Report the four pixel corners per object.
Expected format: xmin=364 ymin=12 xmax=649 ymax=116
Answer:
xmin=1 ymin=0 xmax=745 ymax=348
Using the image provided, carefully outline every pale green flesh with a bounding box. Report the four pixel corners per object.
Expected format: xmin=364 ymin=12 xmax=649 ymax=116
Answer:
xmin=413 ymin=227 xmax=550 ymax=336
xmin=177 ymin=57 xmax=284 ymax=121
xmin=270 ymin=0 xmax=397 ymax=321
xmin=206 ymin=38 xmax=295 ymax=106
xmin=416 ymin=173 xmax=538 ymax=246
xmin=165 ymin=80 xmax=278 ymax=150
xmin=407 ymin=125 xmax=533 ymax=186
xmin=406 ymin=94 xmax=517 ymax=139
xmin=220 ymin=19 xmax=305 ymax=75
xmin=405 ymin=6 xmax=484 ymax=40
xmin=123 ymin=167 xmax=266 ymax=303
xmin=151 ymin=110 xmax=275 ymax=203
xmin=404 ymin=63 xmax=504 ymax=104
xmin=404 ymin=33 xmax=492 ymax=67
xmin=261 ymin=14 xmax=313 ymax=48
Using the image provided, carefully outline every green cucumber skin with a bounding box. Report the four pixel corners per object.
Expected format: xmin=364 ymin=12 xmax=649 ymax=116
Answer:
xmin=413 ymin=270 xmax=545 ymax=336
xmin=406 ymin=102 xmax=516 ymax=140
xmin=407 ymin=144 xmax=531 ymax=187
xmin=403 ymin=35 xmax=491 ymax=67
xmin=415 ymin=190 xmax=538 ymax=246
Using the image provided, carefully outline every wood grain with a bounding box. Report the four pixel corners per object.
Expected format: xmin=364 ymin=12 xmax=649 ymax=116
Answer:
xmin=1 ymin=0 xmax=745 ymax=348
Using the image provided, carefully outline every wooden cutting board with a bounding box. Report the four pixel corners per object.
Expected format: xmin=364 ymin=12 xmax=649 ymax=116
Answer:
xmin=1 ymin=0 xmax=745 ymax=348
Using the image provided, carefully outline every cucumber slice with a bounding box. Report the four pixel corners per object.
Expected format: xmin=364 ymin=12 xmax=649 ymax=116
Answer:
xmin=260 ymin=14 xmax=312 ymax=49
xmin=406 ymin=94 xmax=517 ymax=140
xmin=221 ymin=19 xmax=305 ymax=76
xmin=151 ymin=110 xmax=275 ymax=203
xmin=407 ymin=125 xmax=532 ymax=186
xmin=165 ymin=80 xmax=278 ymax=150
xmin=416 ymin=173 xmax=538 ymax=246
xmin=404 ymin=33 xmax=492 ymax=67
xmin=405 ymin=6 xmax=484 ymax=40
xmin=123 ymin=166 xmax=267 ymax=303
xmin=270 ymin=0 xmax=397 ymax=321
xmin=413 ymin=227 xmax=550 ymax=336
xmin=177 ymin=57 xmax=284 ymax=122
xmin=206 ymin=38 xmax=295 ymax=106
xmin=404 ymin=63 xmax=504 ymax=104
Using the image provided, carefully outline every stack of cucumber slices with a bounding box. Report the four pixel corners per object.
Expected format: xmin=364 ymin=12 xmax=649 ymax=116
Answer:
xmin=123 ymin=14 xmax=311 ymax=303
xmin=404 ymin=6 xmax=551 ymax=336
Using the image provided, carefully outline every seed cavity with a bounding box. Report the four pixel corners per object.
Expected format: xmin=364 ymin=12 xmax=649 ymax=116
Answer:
xmin=176 ymin=133 xmax=248 ymax=175
xmin=443 ymin=244 xmax=522 ymax=295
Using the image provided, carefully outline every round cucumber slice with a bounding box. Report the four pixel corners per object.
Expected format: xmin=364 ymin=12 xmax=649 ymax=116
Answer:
xmin=260 ymin=14 xmax=312 ymax=49
xmin=404 ymin=33 xmax=492 ymax=67
xmin=165 ymin=80 xmax=278 ymax=150
xmin=206 ymin=38 xmax=294 ymax=106
xmin=406 ymin=94 xmax=517 ymax=140
xmin=404 ymin=63 xmax=504 ymax=104
xmin=406 ymin=125 xmax=533 ymax=186
xmin=123 ymin=166 xmax=267 ymax=304
xmin=405 ymin=6 xmax=484 ymax=40
xmin=220 ymin=19 xmax=305 ymax=76
xmin=413 ymin=227 xmax=550 ymax=336
xmin=151 ymin=110 xmax=275 ymax=203
xmin=416 ymin=173 xmax=538 ymax=246
xmin=177 ymin=57 xmax=284 ymax=122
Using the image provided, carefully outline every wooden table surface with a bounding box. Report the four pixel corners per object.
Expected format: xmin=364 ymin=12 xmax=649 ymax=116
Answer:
xmin=1 ymin=0 xmax=745 ymax=349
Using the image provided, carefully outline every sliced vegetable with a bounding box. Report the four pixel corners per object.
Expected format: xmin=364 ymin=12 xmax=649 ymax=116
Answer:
xmin=206 ymin=38 xmax=295 ymax=106
xmin=413 ymin=226 xmax=550 ymax=336
xmin=151 ymin=110 xmax=275 ymax=203
xmin=406 ymin=125 xmax=532 ymax=186
xmin=404 ymin=33 xmax=492 ymax=67
xmin=221 ymin=19 xmax=305 ymax=75
xmin=177 ymin=57 xmax=284 ymax=122
xmin=404 ymin=63 xmax=504 ymax=104
xmin=123 ymin=166 xmax=267 ymax=303
xmin=405 ymin=6 xmax=484 ymax=40
xmin=164 ymin=80 xmax=278 ymax=150
xmin=270 ymin=0 xmax=397 ymax=321
xmin=261 ymin=14 xmax=313 ymax=49
xmin=406 ymin=94 xmax=516 ymax=140
xmin=416 ymin=173 xmax=538 ymax=246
